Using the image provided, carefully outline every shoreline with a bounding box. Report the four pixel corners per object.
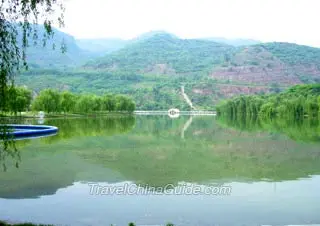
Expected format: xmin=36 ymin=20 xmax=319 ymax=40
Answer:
xmin=0 ymin=221 xmax=53 ymax=226
xmin=0 ymin=112 xmax=134 ymax=120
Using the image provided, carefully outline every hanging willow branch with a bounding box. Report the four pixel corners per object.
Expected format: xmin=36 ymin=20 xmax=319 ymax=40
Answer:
xmin=0 ymin=0 xmax=65 ymax=111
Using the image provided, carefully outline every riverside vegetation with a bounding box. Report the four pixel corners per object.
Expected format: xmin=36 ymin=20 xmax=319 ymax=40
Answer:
xmin=1 ymin=86 xmax=135 ymax=116
xmin=216 ymin=84 xmax=320 ymax=119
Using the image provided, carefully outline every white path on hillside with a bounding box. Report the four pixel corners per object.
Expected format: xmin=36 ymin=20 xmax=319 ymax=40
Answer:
xmin=181 ymin=86 xmax=196 ymax=110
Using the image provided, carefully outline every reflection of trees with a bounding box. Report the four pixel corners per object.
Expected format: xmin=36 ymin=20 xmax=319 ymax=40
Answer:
xmin=0 ymin=137 xmax=19 ymax=172
xmin=76 ymin=116 xmax=320 ymax=188
xmin=2 ymin=116 xmax=320 ymax=197
xmin=0 ymin=117 xmax=44 ymax=172
xmin=43 ymin=116 xmax=136 ymax=143
xmin=0 ymin=118 xmax=16 ymax=171
xmin=1 ymin=127 xmax=33 ymax=172
xmin=0 ymin=122 xmax=20 ymax=172
xmin=217 ymin=115 xmax=320 ymax=142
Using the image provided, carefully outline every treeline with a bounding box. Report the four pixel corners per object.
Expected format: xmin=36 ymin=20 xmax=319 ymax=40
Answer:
xmin=216 ymin=84 xmax=320 ymax=119
xmin=33 ymin=89 xmax=136 ymax=114
xmin=2 ymin=87 xmax=136 ymax=115
xmin=1 ymin=86 xmax=32 ymax=115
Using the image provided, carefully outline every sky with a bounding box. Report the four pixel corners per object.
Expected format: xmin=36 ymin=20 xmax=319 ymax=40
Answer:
xmin=60 ymin=0 xmax=320 ymax=47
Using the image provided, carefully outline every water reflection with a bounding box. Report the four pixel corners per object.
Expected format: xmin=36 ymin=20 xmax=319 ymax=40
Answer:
xmin=0 ymin=119 xmax=19 ymax=173
xmin=1 ymin=115 xmax=320 ymax=200
xmin=0 ymin=117 xmax=58 ymax=172
xmin=0 ymin=138 xmax=20 ymax=172
xmin=43 ymin=116 xmax=136 ymax=143
xmin=217 ymin=115 xmax=320 ymax=142
xmin=1 ymin=116 xmax=320 ymax=225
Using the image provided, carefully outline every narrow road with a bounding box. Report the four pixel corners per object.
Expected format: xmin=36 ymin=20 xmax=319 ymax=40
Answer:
xmin=181 ymin=86 xmax=196 ymax=110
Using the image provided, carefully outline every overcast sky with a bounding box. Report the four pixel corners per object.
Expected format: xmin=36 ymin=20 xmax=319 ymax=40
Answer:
xmin=61 ymin=0 xmax=319 ymax=47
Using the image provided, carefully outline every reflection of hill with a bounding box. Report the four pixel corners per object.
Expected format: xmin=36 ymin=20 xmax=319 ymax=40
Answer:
xmin=0 ymin=149 xmax=125 ymax=199
xmin=80 ymin=134 xmax=320 ymax=187
xmin=1 ymin=116 xmax=320 ymax=198
xmin=76 ymin=116 xmax=320 ymax=187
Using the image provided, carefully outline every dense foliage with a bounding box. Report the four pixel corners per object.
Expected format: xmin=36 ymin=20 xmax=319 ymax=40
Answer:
xmin=32 ymin=89 xmax=136 ymax=114
xmin=1 ymin=87 xmax=136 ymax=115
xmin=216 ymin=84 xmax=320 ymax=119
xmin=260 ymin=42 xmax=320 ymax=66
xmin=1 ymin=86 xmax=32 ymax=115
xmin=17 ymin=69 xmax=201 ymax=110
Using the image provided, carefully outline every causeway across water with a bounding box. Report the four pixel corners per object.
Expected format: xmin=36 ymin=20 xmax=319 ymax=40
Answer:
xmin=134 ymin=110 xmax=216 ymax=116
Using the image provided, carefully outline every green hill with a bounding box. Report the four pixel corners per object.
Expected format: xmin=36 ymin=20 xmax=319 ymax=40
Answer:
xmin=84 ymin=34 xmax=320 ymax=85
xmin=85 ymin=33 xmax=235 ymax=74
xmin=16 ymin=30 xmax=320 ymax=110
xmin=17 ymin=25 xmax=99 ymax=69
xmin=259 ymin=42 xmax=320 ymax=66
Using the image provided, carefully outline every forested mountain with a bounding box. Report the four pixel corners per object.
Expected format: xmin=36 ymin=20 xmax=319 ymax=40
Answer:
xmin=17 ymin=25 xmax=99 ymax=68
xmin=85 ymin=34 xmax=320 ymax=85
xmin=16 ymin=30 xmax=320 ymax=110
xmin=85 ymin=33 xmax=234 ymax=74
xmin=74 ymin=31 xmax=176 ymax=55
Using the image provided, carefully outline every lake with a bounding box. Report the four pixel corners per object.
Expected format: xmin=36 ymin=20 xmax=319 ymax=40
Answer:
xmin=0 ymin=115 xmax=320 ymax=226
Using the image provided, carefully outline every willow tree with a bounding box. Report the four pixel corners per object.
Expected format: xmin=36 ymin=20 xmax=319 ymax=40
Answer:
xmin=0 ymin=0 xmax=64 ymax=171
xmin=0 ymin=0 xmax=65 ymax=112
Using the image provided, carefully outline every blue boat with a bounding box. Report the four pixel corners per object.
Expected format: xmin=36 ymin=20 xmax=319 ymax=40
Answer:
xmin=0 ymin=124 xmax=58 ymax=140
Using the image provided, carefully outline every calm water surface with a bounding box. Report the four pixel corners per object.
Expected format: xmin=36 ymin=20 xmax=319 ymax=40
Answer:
xmin=0 ymin=115 xmax=320 ymax=226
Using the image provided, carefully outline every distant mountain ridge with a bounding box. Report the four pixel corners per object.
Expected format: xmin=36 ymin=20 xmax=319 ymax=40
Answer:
xmin=84 ymin=31 xmax=320 ymax=85
xmin=75 ymin=31 xmax=260 ymax=54
xmin=20 ymin=27 xmax=320 ymax=74
xmin=16 ymin=24 xmax=99 ymax=68
xmin=85 ymin=32 xmax=235 ymax=74
xmin=202 ymin=37 xmax=261 ymax=46
xmin=74 ymin=31 xmax=179 ymax=54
